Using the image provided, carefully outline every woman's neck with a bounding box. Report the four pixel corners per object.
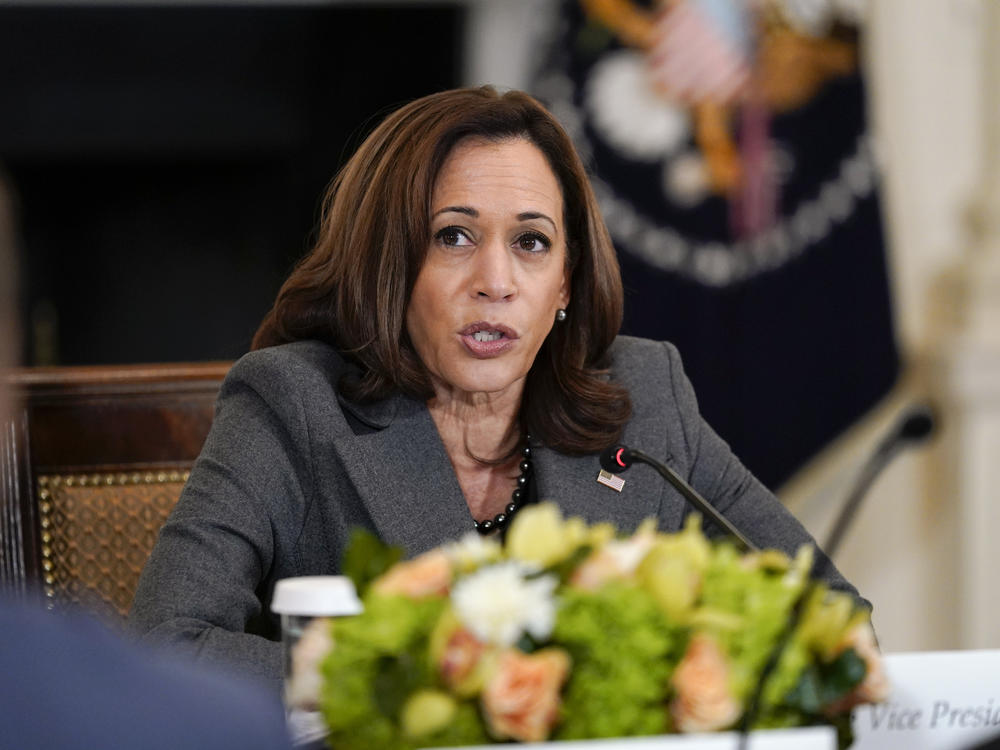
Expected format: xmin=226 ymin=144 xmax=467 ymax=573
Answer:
xmin=427 ymin=383 xmax=523 ymax=521
xmin=427 ymin=386 xmax=521 ymax=466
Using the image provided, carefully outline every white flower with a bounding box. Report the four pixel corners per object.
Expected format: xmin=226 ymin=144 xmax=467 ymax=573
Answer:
xmin=451 ymin=562 xmax=557 ymax=647
xmin=444 ymin=532 xmax=502 ymax=573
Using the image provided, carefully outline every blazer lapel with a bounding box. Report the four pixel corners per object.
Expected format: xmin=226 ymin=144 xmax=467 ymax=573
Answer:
xmin=533 ymin=446 xmax=665 ymax=533
xmin=333 ymin=392 xmax=475 ymax=555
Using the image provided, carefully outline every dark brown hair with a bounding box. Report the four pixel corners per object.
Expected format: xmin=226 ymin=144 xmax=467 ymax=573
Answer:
xmin=252 ymin=86 xmax=630 ymax=454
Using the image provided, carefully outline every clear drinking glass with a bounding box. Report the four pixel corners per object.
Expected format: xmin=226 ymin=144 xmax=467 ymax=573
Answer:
xmin=271 ymin=575 xmax=363 ymax=746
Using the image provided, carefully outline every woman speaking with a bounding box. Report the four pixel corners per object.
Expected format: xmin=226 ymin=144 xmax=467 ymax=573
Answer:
xmin=129 ymin=87 xmax=859 ymax=691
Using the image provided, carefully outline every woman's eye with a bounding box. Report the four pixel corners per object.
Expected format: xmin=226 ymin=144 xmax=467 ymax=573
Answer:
xmin=515 ymin=232 xmax=551 ymax=253
xmin=436 ymin=227 xmax=473 ymax=247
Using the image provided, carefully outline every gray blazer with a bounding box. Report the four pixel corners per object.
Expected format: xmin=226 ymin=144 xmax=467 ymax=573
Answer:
xmin=128 ymin=336 xmax=857 ymax=693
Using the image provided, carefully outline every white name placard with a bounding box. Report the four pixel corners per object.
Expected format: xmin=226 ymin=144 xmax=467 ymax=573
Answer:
xmin=428 ymin=726 xmax=835 ymax=750
xmin=851 ymin=650 xmax=1000 ymax=749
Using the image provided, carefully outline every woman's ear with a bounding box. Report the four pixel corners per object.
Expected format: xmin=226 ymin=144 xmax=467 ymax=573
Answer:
xmin=559 ymin=267 xmax=571 ymax=310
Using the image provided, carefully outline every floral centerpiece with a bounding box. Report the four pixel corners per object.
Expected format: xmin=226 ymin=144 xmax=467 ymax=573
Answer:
xmin=307 ymin=504 xmax=886 ymax=749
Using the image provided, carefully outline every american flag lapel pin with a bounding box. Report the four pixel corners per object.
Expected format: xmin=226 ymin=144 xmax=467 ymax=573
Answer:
xmin=597 ymin=469 xmax=625 ymax=493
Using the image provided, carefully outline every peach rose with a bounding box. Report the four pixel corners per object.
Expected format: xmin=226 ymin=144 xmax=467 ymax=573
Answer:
xmin=439 ymin=627 xmax=488 ymax=693
xmin=481 ymin=648 xmax=571 ymax=742
xmin=670 ymin=633 xmax=741 ymax=733
xmin=372 ymin=549 xmax=452 ymax=599
xmin=847 ymin=622 xmax=889 ymax=702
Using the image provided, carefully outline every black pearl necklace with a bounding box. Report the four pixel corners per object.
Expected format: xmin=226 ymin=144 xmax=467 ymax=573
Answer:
xmin=473 ymin=437 xmax=532 ymax=535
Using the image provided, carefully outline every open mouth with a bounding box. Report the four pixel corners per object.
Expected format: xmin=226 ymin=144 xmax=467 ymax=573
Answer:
xmin=460 ymin=322 xmax=518 ymax=340
xmin=472 ymin=330 xmax=504 ymax=342
xmin=460 ymin=322 xmax=518 ymax=357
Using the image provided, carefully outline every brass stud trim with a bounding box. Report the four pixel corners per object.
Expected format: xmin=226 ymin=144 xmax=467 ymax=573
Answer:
xmin=36 ymin=470 xmax=191 ymax=607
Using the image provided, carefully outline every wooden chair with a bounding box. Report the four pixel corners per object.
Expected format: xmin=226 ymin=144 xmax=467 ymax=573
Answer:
xmin=0 ymin=362 xmax=231 ymax=622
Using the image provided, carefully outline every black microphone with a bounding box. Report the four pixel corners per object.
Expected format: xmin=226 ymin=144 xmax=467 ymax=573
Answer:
xmin=599 ymin=444 xmax=758 ymax=552
xmin=822 ymin=402 xmax=937 ymax=560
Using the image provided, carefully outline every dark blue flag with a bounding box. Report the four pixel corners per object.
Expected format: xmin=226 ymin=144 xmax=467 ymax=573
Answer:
xmin=535 ymin=0 xmax=899 ymax=488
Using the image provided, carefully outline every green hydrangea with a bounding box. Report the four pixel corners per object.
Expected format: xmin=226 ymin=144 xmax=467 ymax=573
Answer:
xmin=696 ymin=544 xmax=805 ymax=703
xmin=553 ymin=583 xmax=684 ymax=739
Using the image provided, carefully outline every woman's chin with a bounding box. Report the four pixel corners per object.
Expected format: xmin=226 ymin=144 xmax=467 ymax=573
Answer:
xmin=436 ymin=366 xmax=528 ymax=401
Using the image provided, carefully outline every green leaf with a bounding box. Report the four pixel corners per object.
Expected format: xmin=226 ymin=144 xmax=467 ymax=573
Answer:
xmin=783 ymin=666 xmax=824 ymax=714
xmin=782 ymin=648 xmax=867 ymax=715
xmin=516 ymin=632 xmax=541 ymax=654
xmin=825 ymin=648 xmax=867 ymax=697
xmin=373 ymin=652 xmax=424 ymax=721
xmin=341 ymin=527 xmax=404 ymax=593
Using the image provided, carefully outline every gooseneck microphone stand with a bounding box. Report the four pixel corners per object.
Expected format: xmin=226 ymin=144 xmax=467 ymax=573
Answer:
xmin=823 ymin=403 xmax=936 ymax=560
xmin=599 ymin=445 xmax=758 ymax=552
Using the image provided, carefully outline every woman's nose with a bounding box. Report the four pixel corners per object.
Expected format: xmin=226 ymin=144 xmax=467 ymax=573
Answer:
xmin=471 ymin=240 xmax=516 ymax=301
